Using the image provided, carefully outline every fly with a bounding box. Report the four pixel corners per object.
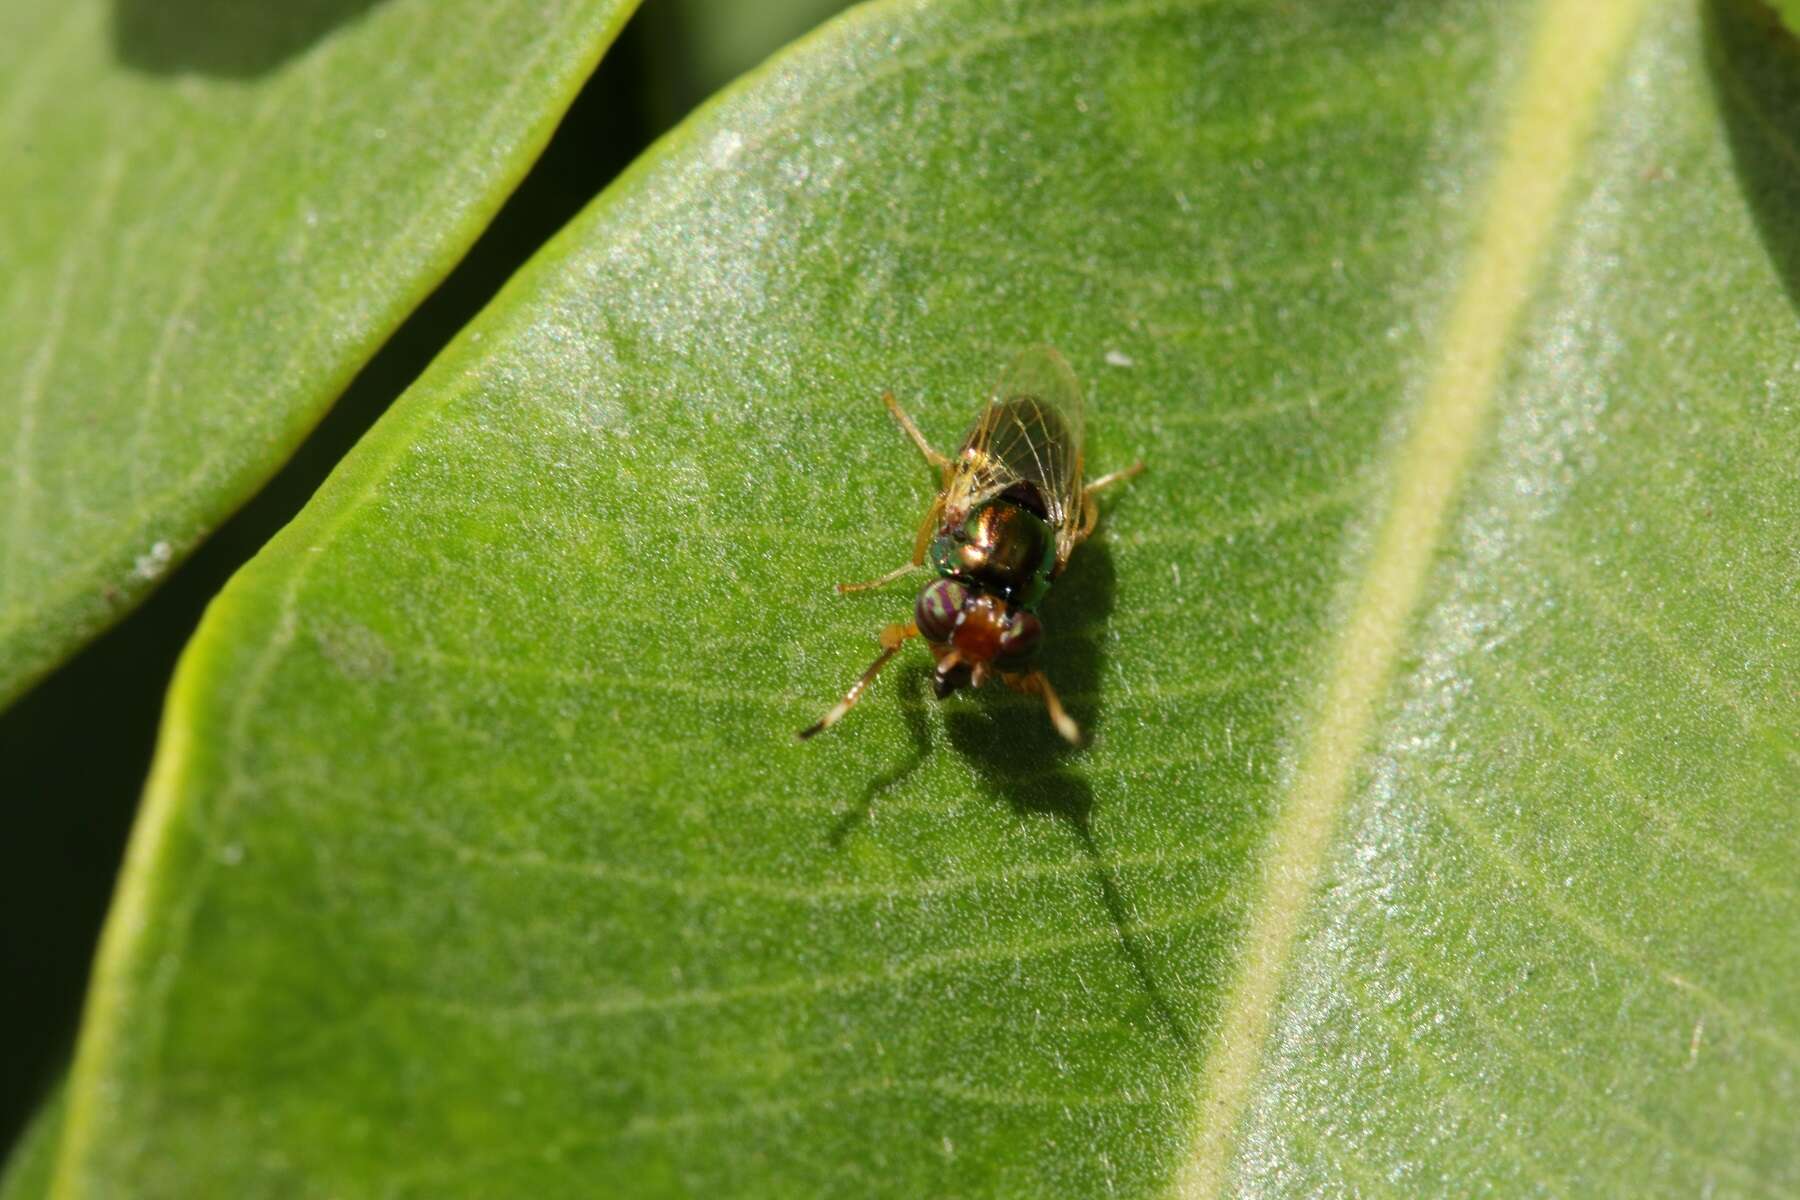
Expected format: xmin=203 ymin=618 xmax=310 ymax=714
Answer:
xmin=799 ymin=345 xmax=1143 ymax=745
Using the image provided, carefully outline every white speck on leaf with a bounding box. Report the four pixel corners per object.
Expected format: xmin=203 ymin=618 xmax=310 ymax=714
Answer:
xmin=1105 ymin=349 xmax=1134 ymax=367
xmin=131 ymin=540 xmax=172 ymax=581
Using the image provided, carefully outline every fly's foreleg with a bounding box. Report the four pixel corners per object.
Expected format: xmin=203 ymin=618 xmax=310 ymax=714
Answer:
xmin=798 ymin=622 xmax=919 ymax=740
xmin=835 ymin=495 xmax=944 ymax=594
xmin=1004 ymin=669 xmax=1082 ymax=745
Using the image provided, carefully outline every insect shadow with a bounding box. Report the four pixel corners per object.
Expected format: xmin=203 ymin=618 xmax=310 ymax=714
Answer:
xmin=112 ymin=0 xmax=388 ymax=77
xmin=942 ymin=541 xmax=1193 ymax=1050
xmin=827 ymin=665 xmax=932 ymax=848
xmin=818 ymin=531 xmax=1187 ymax=1047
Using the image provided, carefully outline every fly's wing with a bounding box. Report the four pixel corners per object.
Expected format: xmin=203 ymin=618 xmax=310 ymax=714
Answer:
xmin=944 ymin=345 xmax=1086 ymax=564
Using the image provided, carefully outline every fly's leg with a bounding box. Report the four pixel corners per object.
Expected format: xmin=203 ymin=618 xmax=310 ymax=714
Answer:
xmin=834 ymin=562 xmax=920 ymax=594
xmin=799 ymin=622 xmax=919 ymax=740
xmin=837 ymin=394 xmax=952 ymax=593
xmin=1070 ymin=460 xmax=1146 ymax=550
xmin=835 ymin=494 xmax=945 ymax=594
xmin=1004 ymin=669 xmax=1082 ymax=745
xmin=1084 ymin=460 xmax=1146 ymax=497
xmin=908 ymin=493 xmax=946 ymax=571
xmin=884 ymin=391 xmax=952 ymax=471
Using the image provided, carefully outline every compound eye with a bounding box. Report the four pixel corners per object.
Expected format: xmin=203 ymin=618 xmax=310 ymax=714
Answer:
xmin=998 ymin=610 xmax=1043 ymax=662
xmin=914 ymin=578 xmax=970 ymax=642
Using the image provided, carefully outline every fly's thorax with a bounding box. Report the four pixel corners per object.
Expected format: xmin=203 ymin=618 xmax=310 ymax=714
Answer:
xmin=927 ymin=498 xmax=1055 ymax=610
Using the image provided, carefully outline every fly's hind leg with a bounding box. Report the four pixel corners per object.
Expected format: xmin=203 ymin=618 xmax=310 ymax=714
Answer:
xmin=1070 ymin=460 xmax=1146 ymax=551
xmin=1084 ymin=460 xmax=1146 ymax=498
xmin=1004 ymin=669 xmax=1083 ymax=745
xmin=835 ymin=494 xmax=945 ymax=594
xmin=799 ymin=622 xmax=919 ymax=740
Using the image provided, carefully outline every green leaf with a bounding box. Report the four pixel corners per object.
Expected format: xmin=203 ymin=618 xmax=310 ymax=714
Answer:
xmin=58 ymin=0 xmax=1800 ymax=1194
xmin=0 ymin=1087 xmax=60 ymax=1200
xmin=0 ymin=0 xmax=641 ymax=706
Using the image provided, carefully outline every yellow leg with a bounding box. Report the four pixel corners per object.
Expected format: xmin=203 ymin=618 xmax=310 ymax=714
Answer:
xmin=1084 ymin=460 xmax=1145 ymax=497
xmin=884 ymin=391 xmax=952 ymax=469
xmin=1065 ymin=460 xmax=1145 ymax=554
xmin=1004 ymin=669 xmax=1082 ymax=745
xmin=799 ymin=622 xmax=919 ymax=740
xmin=835 ymin=562 xmax=920 ymax=594
xmin=835 ymin=495 xmax=944 ymax=594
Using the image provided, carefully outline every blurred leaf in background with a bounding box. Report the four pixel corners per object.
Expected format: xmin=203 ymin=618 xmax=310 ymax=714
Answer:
xmin=0 ymin=0 xmax=643 ymax=708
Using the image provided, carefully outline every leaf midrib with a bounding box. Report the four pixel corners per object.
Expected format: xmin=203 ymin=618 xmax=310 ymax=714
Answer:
xmin=1171 ymin=1 xmax=1655 ymax=1194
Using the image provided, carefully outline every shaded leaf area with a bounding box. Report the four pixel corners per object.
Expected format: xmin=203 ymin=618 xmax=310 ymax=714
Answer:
xmin=55 ymin=0 xmax=1504 ymax=1191
xmin=0 ymin=0 xmax=640 ymax=706
xmin=634 ymin=0 xmax=858 ymax=129
xmin=56 ymin=0 xmax=1800 ymax=1197
xmin=110 ymin=0 xmax=383 ymax=77
xmin=1232 ymin=1 xmax=1800 ymax=1194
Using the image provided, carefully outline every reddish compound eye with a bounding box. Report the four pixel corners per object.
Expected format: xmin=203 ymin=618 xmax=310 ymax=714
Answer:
xmin=998 ymin=611 xmax=1042 ymax=662
xmin=914 ymin=578 xmax=969 ymax=642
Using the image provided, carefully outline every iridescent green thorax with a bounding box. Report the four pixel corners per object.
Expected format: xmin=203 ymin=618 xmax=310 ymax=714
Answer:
xmin=928 ymin=498 xmax=1056 ymax=611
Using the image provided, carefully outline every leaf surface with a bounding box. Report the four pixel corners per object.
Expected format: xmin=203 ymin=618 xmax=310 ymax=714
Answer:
xmin=58 ymin=0 xmax=1800 ymax=1194
xmin=0 ymin=0 xmax=640 ymax=704
xmin=0 ymin=1089 xmax=58 ymax=1200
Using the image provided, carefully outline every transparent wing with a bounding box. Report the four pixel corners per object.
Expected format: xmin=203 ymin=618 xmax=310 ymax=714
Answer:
xmin=943 ymin=345 xmax=1086 ymax=565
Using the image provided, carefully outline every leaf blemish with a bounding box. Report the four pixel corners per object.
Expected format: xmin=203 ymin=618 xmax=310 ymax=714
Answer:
xmin=129 ymin=539 xmax=172 ymax=581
